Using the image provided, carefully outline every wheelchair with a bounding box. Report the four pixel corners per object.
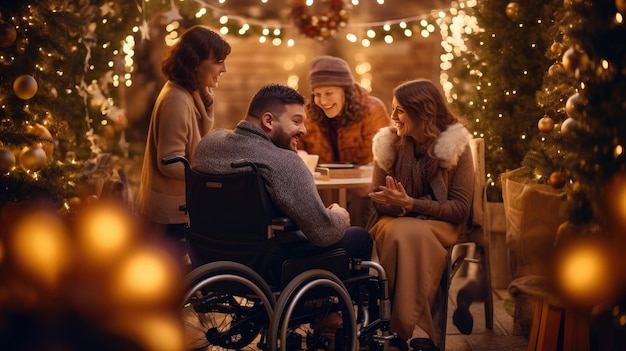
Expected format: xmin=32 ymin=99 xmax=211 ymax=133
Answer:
xmin=162 ymin=155 xmax=406 ymax=351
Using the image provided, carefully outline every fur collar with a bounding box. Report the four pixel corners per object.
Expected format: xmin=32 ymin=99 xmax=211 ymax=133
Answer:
xmin=372 ymin=123 xmax=472 ymax=173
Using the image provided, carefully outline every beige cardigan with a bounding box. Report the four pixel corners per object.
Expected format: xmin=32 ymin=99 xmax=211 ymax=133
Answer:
xmin=136 ymin=81 xmax=214 ymax=224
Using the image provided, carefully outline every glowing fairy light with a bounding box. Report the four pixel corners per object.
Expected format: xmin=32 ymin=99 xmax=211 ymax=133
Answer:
xmin=10 ymin=210 xmax=70 ymax=287
xmin=556 ymin=238 xmax=615 ymax=306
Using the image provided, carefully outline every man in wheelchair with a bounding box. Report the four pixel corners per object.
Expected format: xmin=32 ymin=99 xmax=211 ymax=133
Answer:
xmin=191 ymin=83 xmax=373 ymax=266
xmin=172 ymin=84 xmax=406 ymax=351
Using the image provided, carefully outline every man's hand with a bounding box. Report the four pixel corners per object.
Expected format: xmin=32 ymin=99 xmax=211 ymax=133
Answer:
xmin=328 ymin=203 xmax=351 ymax=228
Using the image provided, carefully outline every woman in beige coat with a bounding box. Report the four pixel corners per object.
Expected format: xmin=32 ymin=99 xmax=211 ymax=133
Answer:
xmin=368 ymin=79 xmax=474 ymax=350
xmin=136 ymin=26 xmax=231 ymax=254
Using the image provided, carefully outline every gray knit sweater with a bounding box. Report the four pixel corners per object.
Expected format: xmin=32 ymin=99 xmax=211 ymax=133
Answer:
xmin=191 ymin=120 xmax=346 ymax=247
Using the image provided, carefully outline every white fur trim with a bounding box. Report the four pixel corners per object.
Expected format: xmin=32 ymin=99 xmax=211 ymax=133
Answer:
xmin=372 ymin=126 xmax=398 ymax=173
xmin=372 ymin=123 xmax=472 ymax=172
xmin=434 ymin=123 xmax=473 ymax=169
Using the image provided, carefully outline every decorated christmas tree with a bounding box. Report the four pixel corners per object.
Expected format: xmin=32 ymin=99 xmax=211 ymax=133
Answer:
xmin=546 ymin=0 xmax=626 ymax=347
xmin=1 ymin=4 xmax=187 ymax=349
xmin=514 ymin=0 xmax=579 ymax=189
xmin=497 ymin=0 xmax=626 ymax=347
xmin=445 ymin=0 xmax=560 ymax=200
xmin=0 ymin=0 xmax=140 ymax=210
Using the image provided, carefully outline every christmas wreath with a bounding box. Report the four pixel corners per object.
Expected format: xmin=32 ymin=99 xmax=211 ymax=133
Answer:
xmin=290 ymin=0 xmax=350 ymax=40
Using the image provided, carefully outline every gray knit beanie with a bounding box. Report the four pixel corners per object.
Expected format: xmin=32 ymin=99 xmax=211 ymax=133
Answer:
xmin=308 ymin=56 xmax=355 ymax=90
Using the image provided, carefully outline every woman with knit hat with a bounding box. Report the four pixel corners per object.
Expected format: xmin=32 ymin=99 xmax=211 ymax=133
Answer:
xmin=299 ymin=55 xmax=390 ymax=227
xmin=367 ymin=79 xmax=474 ymax=350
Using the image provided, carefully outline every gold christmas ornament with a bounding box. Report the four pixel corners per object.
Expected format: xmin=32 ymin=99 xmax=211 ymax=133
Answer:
xmin=550 ymin=42 xmax=564 ymax=55
xmin=560 ymin=117 xmax=578 ymax=138
xmin=549 ymin=170 xmax=567 ymax=189
xmin=13 ymin=74 xmax=38 ymax=100
xmin=562 ymin=47 xmax=589 ymax=77
xmin=548 ymin=63 xmax=565 ymax=77
xmin=565 ymin=92 xmax=585 ymax=120
xmin=102 ymin=125 xmax=116 ymax=139
xmin=0 ymin=22 xmax=17 ymax=48
xmin=505 ymin=2 xmax=521 ymax=20
xmin=19 ymin=144 xmax=47 ymax=171
xmin=538 ymin=115 xmax=555 ymax=133
xmin=0 ymin=147 xmax=16 ymax=173
xmin=26 ymin=123 xmax=54 ymax=159
xmin=66 ymin=197 xmax=82 ymax=210
xmin=553 ymin=10 xmax=564 ymax=22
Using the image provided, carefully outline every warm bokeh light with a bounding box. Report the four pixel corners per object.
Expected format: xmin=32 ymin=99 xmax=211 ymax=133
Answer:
xmin=136 ymin=314 xmax=185 ymax=351
xmin=111 ymin=313 xmax=185 ymax=351
xmin=111 ymin=246 xmax=180 ymax=307
xmin=9 ymin=210 xmax=70 ymax=288
xmin=604 ymin=170 xmax=626 ymax=233
xmin=0 ymin=201 xmax=185 ymax=350
xmin=555 ymin=239 xmax=616 ymax=306
xmin=76 ymin=202 xmax=134 ymax=265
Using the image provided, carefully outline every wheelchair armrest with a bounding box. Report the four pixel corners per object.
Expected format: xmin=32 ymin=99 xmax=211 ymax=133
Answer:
xmin=271 ymin=217 xmax=298 ymax=232
xmin=269 ymin=217 xmax=307 ymax=243
xmin=161 ymin=155 xmax=190 ymax=168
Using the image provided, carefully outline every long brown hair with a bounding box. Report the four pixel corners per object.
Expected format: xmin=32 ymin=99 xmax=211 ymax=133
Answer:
xmin=161 ymin=25 xmax=231 ymax=91
xmin=393 ymin=79 xmax=470 ymax=156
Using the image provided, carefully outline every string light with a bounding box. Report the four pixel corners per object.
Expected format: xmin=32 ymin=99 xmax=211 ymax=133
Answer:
xmin=174 ymin=0 xmax=477 ymax=48
xmin=438 ymin=2 xmax=480 ymax=99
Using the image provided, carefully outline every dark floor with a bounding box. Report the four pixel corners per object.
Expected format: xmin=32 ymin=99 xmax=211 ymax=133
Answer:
xmin=429 ymin=270 xmax=529 ymax=351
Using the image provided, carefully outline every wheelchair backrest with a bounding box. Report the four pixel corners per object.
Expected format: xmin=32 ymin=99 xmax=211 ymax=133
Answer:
xmin=184 ymin=161 xmax=277 ymax=242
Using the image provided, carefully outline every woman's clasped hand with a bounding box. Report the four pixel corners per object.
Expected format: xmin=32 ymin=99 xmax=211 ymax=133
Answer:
xmin=368 ymin=175 xmax=412 ymax=215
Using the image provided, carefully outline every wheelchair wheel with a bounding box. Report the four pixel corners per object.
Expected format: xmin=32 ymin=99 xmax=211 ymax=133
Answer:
xmin=268 ymin=269 xmax=357 ymax=351
xmin=181 ymin=261 xmax=275 ymax=350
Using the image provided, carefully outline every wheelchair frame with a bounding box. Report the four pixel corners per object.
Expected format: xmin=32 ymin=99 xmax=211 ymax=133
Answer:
xmin=162 ymin=155 xmax=405 ymax=351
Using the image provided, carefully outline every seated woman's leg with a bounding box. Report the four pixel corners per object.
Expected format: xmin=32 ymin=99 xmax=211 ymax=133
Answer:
xmin=370 ymin=217 xmax=457 ymax=347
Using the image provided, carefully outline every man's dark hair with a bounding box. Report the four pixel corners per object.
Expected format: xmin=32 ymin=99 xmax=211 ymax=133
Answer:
xmin=247 ymin=83 xmax=305 ymax=118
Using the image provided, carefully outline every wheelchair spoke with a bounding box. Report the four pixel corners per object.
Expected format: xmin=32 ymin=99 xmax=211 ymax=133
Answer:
xmin=181 ymin=264 xmax=275 ymax=351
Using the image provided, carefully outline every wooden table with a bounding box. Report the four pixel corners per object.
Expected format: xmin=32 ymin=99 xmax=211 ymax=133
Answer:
xmin=314 ymin=176 xmax=372 ymax=208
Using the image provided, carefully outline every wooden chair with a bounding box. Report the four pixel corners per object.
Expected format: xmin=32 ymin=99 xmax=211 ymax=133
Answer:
xmin=431 ymin=137 xmax=494 ymax=350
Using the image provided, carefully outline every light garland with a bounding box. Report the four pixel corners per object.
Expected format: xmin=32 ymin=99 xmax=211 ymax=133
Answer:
xmin=173 ymin=0 xmax=476 ymax=47
xmin=438 ymin=0 xmax=481 ymax=101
